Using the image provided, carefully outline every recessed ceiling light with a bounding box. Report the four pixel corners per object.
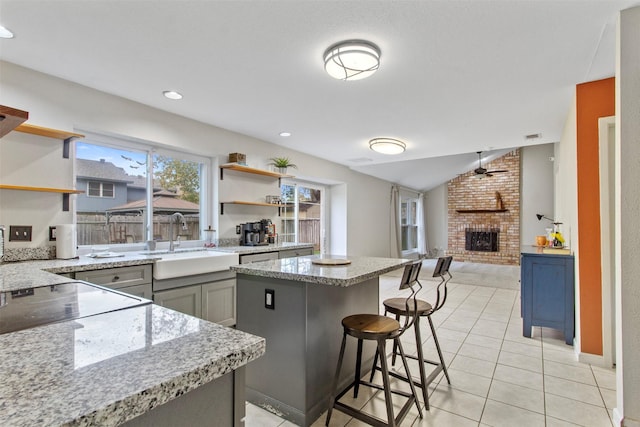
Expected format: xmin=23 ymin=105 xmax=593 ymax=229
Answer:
xmin=163 ymin=90 xmax=183 ymax=100
xmin=279 ymin=132 xmax=291 ymax=137
xmin=369 ymin=138 xmax=406 ymax=155
xmin=0 ymin=25 xmax=14 ymax=39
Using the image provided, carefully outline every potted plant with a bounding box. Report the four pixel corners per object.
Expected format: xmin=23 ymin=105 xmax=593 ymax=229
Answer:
xmin=269 ymin=157 xmax=297 ymax=173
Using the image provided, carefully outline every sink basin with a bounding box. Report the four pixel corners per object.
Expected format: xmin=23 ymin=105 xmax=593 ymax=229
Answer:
xmin=151 ymin=250 xmax=239 ymax=280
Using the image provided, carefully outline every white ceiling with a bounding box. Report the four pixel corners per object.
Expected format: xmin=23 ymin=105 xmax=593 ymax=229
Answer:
xmin=0 ymin=0 xmax=636 ymax=190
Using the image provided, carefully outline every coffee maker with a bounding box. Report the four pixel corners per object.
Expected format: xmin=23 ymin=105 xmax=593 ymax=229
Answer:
xmin=238 ymin=219 xmax=271 ymax=246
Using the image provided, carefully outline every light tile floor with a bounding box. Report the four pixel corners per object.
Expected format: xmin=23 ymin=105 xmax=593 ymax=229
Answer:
xmin=245 ymin=261 xmax=616 ymax=427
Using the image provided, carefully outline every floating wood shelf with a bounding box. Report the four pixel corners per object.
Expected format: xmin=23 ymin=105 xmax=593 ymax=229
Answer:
xmin=0 ymin=185 xmax=84 ymax=212
xmin=15 ymin=123 xmax=85 ymax=141
xmin=0 ymin=105 xmax=29 ymax=138
xmin=220 ymin=200 xmax=284 ymax=215
xmin=456 ymin=209 xmax=509 ymax=213
xmin=219 ymin=163 xmax=293 ymax=180
xmin=0 ymin=184 xmax=83 ymax=194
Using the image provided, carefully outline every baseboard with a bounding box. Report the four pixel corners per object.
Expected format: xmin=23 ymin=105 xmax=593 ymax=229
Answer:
xmin=613 ymin=408 xmax=624 ymax=426
xmin=620 ymin=413 xmax=640 ymax=427
xmin=578 ymin=350 xmax=606 ymax=367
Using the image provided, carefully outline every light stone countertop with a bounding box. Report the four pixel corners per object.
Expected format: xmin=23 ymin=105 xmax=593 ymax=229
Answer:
xmin=0 ymin=252 xmax=266 ymax=426
xmin=231 ymin=254 xmax=410 ymax=286
xmin=0 ymin=303 xmax=265 ymax=427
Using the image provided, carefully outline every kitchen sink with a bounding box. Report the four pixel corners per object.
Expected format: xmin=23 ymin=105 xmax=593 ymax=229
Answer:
xmin=148 ymin=250 xmax=239 ymax=279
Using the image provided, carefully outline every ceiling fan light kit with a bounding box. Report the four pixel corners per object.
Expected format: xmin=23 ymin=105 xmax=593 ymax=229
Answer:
xmin=323 ymin=40 xmax=381 ymax=81
xmin=369 ymin=138 xmax=406 ymax=155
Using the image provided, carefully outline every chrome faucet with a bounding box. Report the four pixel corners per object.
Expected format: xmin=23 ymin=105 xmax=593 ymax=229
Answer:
xmin=169 ymin=212 xmax=187 ymax=252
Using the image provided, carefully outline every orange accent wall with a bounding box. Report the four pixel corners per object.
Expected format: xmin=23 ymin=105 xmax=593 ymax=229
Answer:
xmin=576 ymin=77 xmax=615 ymax=355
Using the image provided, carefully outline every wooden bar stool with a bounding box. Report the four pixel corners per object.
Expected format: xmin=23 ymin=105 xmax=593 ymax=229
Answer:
xmin=370 ymin=256 xmax=453 ymax=410
xmin=325 ymin=261 xmax=424 ymax=427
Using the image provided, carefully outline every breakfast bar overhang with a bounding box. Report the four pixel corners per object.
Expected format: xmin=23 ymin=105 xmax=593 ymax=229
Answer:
xmin=231 ymin=255 xmax=409 ymax=427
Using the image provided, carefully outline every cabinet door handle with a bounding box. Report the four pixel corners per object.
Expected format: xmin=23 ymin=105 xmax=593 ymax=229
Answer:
xmin=112 ymin=275 xmax=120 ymax=282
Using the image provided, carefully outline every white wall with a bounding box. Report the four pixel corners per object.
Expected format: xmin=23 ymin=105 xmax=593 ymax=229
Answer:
xmin=617 ymin=6 xmax=640 ymax=426
xmin=0 ymin=61 xmax=394 ymax=257
xmin=520 ymin=143 xmax=555 ymax=246
xmin=425 ymin=183 xmax=447 ymax=255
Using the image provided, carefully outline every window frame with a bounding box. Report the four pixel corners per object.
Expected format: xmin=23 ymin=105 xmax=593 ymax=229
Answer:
xmin=86 ymin=181 xmax=115 ymax=198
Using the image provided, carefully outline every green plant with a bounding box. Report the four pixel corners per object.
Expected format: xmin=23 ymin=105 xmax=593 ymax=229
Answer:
xmin=269 ymin=157 xmax=297 ymax=169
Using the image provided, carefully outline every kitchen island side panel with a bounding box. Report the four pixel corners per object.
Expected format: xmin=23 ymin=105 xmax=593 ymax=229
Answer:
xmin=236 ymin=274 xmax=379 ymax=426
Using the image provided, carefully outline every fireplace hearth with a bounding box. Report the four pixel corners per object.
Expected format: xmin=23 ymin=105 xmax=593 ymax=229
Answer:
xmin=465 ymin=228 xmax=500 ymax=252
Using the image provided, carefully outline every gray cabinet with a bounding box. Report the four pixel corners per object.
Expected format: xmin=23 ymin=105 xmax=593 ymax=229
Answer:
xmin=240 ymin=251 xmax=279 ymax=264
xmin=76 ymin=264 xmax=153 ymax=299
xmin=154 ymin=285 xmax=203 ymax=318
xmin=153 ymin=270 xmax=236 ymax=326
xmin=279 ymin=247 xmax=313 ymax=259
xmin=202 ymin=279 xmax=236 ymax=327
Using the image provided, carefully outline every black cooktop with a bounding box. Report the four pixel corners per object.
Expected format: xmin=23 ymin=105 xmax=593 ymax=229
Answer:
xmin=0 ymin=281 xmax=152 ymax=334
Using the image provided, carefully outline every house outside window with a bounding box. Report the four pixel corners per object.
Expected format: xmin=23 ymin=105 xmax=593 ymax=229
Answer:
xmin=75 ymin=137 xmax=209 ymax=246
xmin=87 ymin=181 xmax=115 ymax=198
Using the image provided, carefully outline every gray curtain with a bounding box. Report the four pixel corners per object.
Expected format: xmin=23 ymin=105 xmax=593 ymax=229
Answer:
xmin=389 ymin=185 xmax=402 ymax=258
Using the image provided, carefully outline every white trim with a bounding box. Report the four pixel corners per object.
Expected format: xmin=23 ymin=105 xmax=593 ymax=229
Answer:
xmin=599 ymin=116 xmax=617 ymax=370
xmin=612 ymin=408 xmax=624 ymax=427
xmin=578 ymin=350 xmax=606 ymax=367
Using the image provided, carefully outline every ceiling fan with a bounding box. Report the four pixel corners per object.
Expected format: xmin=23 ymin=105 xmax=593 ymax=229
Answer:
xmin=474 ymin=151 xmax=508 ymax=177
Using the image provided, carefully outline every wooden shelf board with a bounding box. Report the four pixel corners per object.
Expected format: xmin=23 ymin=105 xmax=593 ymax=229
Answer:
xmin=456 ymin=209 xmax=509 ymax=213
xmin=220 ymin=163 xmax=293 ymax=179
xmin=15 ymin=123 xmax=85 ymax=141
xmin=0 ymin=184 xmax=83 ymax=194
xmin=221 ymin=201 xmax=282 ymax=207
xmin=0 ymin=105 xmax=29 ymax=138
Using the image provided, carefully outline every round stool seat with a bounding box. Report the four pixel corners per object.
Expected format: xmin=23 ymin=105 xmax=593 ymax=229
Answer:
xmin=383 ymin=297 xmax=432 ymax=316
xmin=342 ymin=314 xmax=400 ymax=340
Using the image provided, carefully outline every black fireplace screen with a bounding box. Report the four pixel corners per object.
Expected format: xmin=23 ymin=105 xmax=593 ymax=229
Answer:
xmin=465 ymin=228 xmax=499 ymax=252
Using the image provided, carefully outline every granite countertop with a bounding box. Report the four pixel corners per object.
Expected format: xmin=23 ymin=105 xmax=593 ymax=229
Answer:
xmin=0 ymin=253 xmax=265 ymax=426
xmin=0 ymin=303 xmax=265 ymax=426
xmin=231 ymin=254 xmax=410 ymax=287
xmin=213 ymin=242 xmax=314 ymax=255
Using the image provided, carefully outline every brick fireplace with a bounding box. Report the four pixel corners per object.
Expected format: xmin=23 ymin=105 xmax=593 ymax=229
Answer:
xmin=447 ymin=150 xmax=520 ymax=265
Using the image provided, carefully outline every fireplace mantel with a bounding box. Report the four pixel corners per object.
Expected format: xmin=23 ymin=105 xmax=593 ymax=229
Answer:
xmin=456 ymin=209 xmax=509 ymax=213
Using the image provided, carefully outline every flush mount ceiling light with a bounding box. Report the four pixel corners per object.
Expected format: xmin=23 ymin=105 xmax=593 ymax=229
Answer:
xmin=0 ymin=25 xmax=14 ymax=39
xmin=279 ymin=131 xmax=291 ymax=137
xmin=162 ymin=90 xmax=183 ymax=100
xmin=323 ymin=40 xmax=381 ymax=81
xmin=369 ymin=138 xmax=406 ymax=155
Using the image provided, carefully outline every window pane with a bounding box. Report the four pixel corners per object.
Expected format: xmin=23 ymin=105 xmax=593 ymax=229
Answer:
xmin=76 ymin=142 xmax=149 ymax=246
xmin=152 ymin=154 xmax=201 ymax=243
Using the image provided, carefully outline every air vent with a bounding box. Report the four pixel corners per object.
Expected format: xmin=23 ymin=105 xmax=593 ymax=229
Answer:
xmin=524 ymin=133 xmax=542 ymax=140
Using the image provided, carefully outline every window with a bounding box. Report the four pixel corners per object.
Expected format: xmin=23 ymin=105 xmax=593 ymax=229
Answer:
xmin=281 ymin=182 xmax=324 ymax=254
xmin=401 ymin=197 xmax=418 ymax=253
xmin=87 ymin=182 xmax=114 ymax=198
xmin=75 ymin=137 xmax=209 ymax=247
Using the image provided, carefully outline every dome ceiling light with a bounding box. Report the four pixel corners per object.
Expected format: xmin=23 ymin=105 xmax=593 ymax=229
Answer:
xmin=369 ymin=138 xmax=406 ymax=155
xmin=323 ymin=40 xmax=381 ymax=81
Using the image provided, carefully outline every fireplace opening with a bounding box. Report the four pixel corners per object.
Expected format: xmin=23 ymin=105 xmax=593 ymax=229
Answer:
xmin=465 ymin=228 xmax=499 ymax=252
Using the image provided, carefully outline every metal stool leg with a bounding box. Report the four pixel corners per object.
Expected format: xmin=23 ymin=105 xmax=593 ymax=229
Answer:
xmin=428 ymin=315 xmax=450 ymax=384
xmin=369 ymin=346 xmax=379 ymax=382
xmin=413 ymin=316 xmax=430 ymax=408
xmin=376 ymin=339 xmax=397 ymax=426
xmin=326 ymin=331 xmax=347 ymax=426
xmin=353 ymin=338 xmax=363 ymax=398
xmin=390 ymin=313 xmax=400 ymax=366
xmin=395 ymin=337 xmax=424 ymax=418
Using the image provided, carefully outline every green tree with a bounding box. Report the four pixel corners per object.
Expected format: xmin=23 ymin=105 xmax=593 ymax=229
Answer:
xmin=154 ymin=156 xmax=200 ymax=203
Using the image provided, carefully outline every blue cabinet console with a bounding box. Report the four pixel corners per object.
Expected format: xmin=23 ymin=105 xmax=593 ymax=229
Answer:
xmin=521 ymin=249 xmax=575 ymax=345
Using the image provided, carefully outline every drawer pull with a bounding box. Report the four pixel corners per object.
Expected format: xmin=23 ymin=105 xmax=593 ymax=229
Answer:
xmin=112 ymin=275 xmax=120 ymax=282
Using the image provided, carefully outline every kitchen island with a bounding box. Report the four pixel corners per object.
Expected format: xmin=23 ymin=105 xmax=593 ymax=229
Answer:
xmin=0 ymin=256 xmax=265 ymax=426
xmin=231 ymin=254 xmax=409 ymax=426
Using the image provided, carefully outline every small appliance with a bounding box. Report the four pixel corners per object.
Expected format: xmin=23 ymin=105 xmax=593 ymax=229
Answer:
xmin=237 ymin=219 xmax=272 ymax=246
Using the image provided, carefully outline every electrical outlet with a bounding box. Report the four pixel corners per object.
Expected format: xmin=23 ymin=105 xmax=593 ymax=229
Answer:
xmin=9 ymin=225 xmax=32 ymax=241
xmin=49 ymin=226 xmax=57 ymax=241
xmin=265 ymin=289 xmax=275 ymax=310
